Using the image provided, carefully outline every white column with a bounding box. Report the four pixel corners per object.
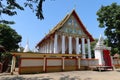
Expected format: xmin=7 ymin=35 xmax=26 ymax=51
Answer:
xmin=79 ymin=44 xmax=81 ymax=53
xmin=46 ymin=42 xmax=49 ymax=53
xmin=45 ymin=44 xmax=47 ymax=53
xmin=62 ymin=35 xmax=65 ymax=54
xmin=49 ymin=40 xmax=52 ymax=53
xmin=43 ymin=45 xmax=44 ymax=53
xmin=47 ymin=42 xmax=49 ymax=53
xmin=41 ymin=45 xmax=43 ymax=53
xmin=87 ymin=38 xmax=91 ymax=59
xmin=51 ymin=40 xmax=54 ymax=53
xmin=44 ymin=45 xmax=46 ymax=53
xmin=40 ymin=46 xmax=41 ymax=53
xmin=45 ymin=43 xmax=47 ymax=53
xmin=39 ymin=47 xmax=41 ymax=53
xmin=69 ymin=36 xmax=72 ymax=54
xmin=48 ymin=41 xmax=50 ymax=53
xmin=43 ymin=45 xmax=45 ymax=53
xmin=54 ymin=34 xmax=58 ymax=53
xmin=82 ymin=37 xmax=86 ymax=58
xmin=76 ymin=37 xmax=79 ymax=54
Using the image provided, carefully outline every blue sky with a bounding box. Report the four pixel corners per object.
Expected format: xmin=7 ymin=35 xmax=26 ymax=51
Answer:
xmin=3 ymin=0 xmax=120 ymax=50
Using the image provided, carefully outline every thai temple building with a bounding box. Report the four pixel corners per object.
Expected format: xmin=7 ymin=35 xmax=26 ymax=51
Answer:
xmin=36 ymin=9 xmax=94 ymax=59
xmin=10 ymin=9 xmax=115 ymax=74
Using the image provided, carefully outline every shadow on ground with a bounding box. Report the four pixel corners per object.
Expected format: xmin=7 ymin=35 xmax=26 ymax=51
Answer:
xmin=1 ymin=76 xmax=53 ymax=80
xmin=60 ymin=75 xmax=92 ymax=80
xmin=0 ymin=75 xmax=93 ymax=80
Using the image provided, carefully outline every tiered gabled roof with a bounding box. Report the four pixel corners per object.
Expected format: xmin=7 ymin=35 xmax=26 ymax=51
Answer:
xmin=36 ymin=9 xmax=94 ymax=47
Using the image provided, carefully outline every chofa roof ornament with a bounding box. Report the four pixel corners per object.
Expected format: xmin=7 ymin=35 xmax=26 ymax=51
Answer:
xmin=96 ymin=34 xmax=104 ymax=46
xmin=94 ymin=34 xmax=111 ymax=50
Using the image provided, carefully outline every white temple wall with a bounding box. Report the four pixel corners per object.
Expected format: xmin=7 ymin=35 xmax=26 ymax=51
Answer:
xmin=95 ymin=50 xmax=104 ymax=65
xmin=81 ymin=59 xmax=98 ymax=66
xmin=21 ymin=59 xmax=44 ymax=67
xmin=47 ymin=59 xmax=62 ymax=66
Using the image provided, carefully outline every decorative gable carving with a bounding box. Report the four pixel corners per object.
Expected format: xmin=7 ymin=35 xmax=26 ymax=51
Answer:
xmin=58 ymin=15 xmax=85 ymax=36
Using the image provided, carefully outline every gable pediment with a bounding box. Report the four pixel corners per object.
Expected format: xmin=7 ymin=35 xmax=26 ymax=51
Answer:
xmin=58 ymin=15 xmax=86 ymax=36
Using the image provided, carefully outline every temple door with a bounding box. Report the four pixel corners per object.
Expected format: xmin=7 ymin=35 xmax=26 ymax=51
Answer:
xmin=103 ymin=49 xmax=112 ymax=66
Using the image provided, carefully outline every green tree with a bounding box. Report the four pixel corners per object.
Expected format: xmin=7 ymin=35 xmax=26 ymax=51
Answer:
xmin=96 ymin=3 xmax=120 ymax=55
xmin=0 ymin=0 xmax=45 ymax=24
xmin=0 ymin=24 xmax=22 ymax=51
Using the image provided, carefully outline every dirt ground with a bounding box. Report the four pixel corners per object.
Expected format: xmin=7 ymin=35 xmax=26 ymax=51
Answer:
xmin=0 ymin=70 xmax=120 ymax=80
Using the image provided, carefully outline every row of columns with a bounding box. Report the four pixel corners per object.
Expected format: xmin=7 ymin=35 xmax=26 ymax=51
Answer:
xmin=39 ymin=40 xmax=54 ymax=53
xmin=39 ymin=34 xmax=91 ymax=59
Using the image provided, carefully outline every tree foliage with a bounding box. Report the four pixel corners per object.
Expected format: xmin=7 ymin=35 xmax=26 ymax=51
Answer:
xmin=96 ymin=3 xmax=120 ymax=55
xmin=0 ymin=0 xmax=45 ymax=24
xmin=0 ymin=24 xmax=22 ymax=51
